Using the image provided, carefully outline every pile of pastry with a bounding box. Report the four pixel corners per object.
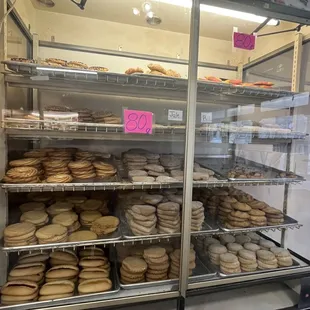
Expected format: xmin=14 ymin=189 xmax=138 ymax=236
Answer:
xmin=41 ymin=58 xmax=109 ymax=72
xmin=44 ymin=106 xmax=121 ymax=124
xmin=200 ymin=232 xmax=293 ymax=274
xmin=201 ymin=187 xmax=284 ymax=228
xmin=121 ymin=189 xmax=205 ymax=235
xmin=123 ymin=150 xmax=215 ymax=183
xmin=3 ymin=148 xmax=117 ymax=183
xmin=227 ymin=165 xmax=265 ymax=179
xmin=125 ymin=63 xmax=181 ymax=78
xmin=1 ymin=247 xmax=112 ymax=305
xmin=117 ymin=244 xmax=196 ymax=283
xmin=3 ymin=191 xmax=119 ymax=247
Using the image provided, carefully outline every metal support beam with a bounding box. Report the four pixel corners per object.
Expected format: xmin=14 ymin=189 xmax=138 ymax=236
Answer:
xmin=291 ymin=32 xmax=303 ymax=92
xmin=180 ymin=0 xmax=200 ymax=300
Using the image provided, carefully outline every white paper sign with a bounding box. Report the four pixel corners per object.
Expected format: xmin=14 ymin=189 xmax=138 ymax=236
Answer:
xmin=168 ymin=110 xmax=183 ymax=121
xmin=201 ymin=112 xmax=212 ymax=124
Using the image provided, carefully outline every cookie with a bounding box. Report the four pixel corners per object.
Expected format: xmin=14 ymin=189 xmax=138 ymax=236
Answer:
xmin=220 ymin=235 xmax=235 ymax=245
xmin=209 ymin=244 xmax=227 ymax=255
xmin=259 ymin=240 xmax=275 ymax=250
xmin=235 ymin=235 xmax=251 ymax=245
xmin=226 ymin=243 xmax=243 ymax=255
xmin=232 ymin=202 xmax=251 ymax=212
xmin=243 ymin=243 xmax=260 ymax=252
xmin=238 ymin=249 xmax=256 ymax=261
xmin=122 ymin=257 xmax=147 ymax=273
xmin=230 ymin=211 xmax=250 ymax=219
xmin=256 ymin=250 xmax=275 ymax=261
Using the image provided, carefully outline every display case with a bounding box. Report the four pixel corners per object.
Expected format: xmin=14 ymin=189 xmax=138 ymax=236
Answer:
xmin=1 ymin=0 xmax=310 ymax=309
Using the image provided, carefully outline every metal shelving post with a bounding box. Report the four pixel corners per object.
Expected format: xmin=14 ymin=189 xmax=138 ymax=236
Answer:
xmin=179 ymin=0 xmax=200 ymax=308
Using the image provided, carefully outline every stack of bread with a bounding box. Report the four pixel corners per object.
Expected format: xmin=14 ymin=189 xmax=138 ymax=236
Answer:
xmin=8 ymin=262 xmax=46 ymax=285
xmin=257 ymin=250 xmax=278 ymax=270
xmin=46 ymin=202 xmax=74 ymax=217
xmin=264 ymin=206 xmax=284 ymax=226
xmin=270 ymin=247 xmax=293 ymax=267
xmin=120 ymin=256 xmax=148 ymax=284
xmin=219 ymin=253 xmax=241 ymax=274
xmin=90 ymin=216 xmax=120 ymax=237
xmin=75 ymin=151 xmax=95 ymax=161
xmin=226 ymin=242 xmax=243 ymax=255
xmin=68 ymin=160 xmax=96 ymax=180
xmin=191 ymin=201 xmax=205 ymax=231
xmin=49 ymin=249 xmax=79 ymax=267
xmin=3 ymin=166 xmax=41 ymax=184
xmin=92 ymin=111 xmax=121 ymax=124
xmin=124 ymin=153 xmax=147 ymax=171
xmin=160 ymin=155 xmax=182 ymax=172
xmin=72 ymin=108 xmax=93 ymax=123
xmin=93 ymin=161 xmax=117 ymax=179
xmin=20 ymin=210 xmax=49 ymax=227
xmin=143 ymin=246 xmax=169 ymax=282
xmin=145 ymin=153 xmax=160 ymax=165
xmin=1 ymin=281 xmax=39 ymax=305
xmin=39 ymin=280 xmax=75 ymax=301
xmin=52 ymin=211 xmax=80 ymax=233
xmin=4 ymin=222 xmax=37 ymax=247
xmin=80 ymin=211 xmax=102 ymax=227
xmin=45 ymin=264 xmax=79 ymax=283
xmin=169 ymin=248 xmax=196 ymax=279
xmin=35 ymin=224 xmax=68 ymax=244
xmin=78 ymin=199 xmax=103 ymax=214
xmin=66 ymin=195 xmax=87 ymax=210
xmin=48 ymin=149 xmax=73 ymax=162
xmin=208 ymin=244 xmax=228 ymax=265
xmin=238 ymin=249 xmax=258 ymax=272
xmin=43 ymin=160 xmax=70 ymax=178
xmin=127 ymin=205 xmax=157 ymax=235
xmin=157 ymin=202 xmax=181 ymax=234
xmin=144 ymin=164 xmax=168 ymax=178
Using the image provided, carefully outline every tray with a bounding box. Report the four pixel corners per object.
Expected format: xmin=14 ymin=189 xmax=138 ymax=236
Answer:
xmin=1 ymin=226 xmax=122 ymax=253
xmin=119 ymin=256 xmax=216 ymax=290
xmin=0 ymin=260 xmax=120 ymax=310
xmin=218 ymin=214 xmax=299 ymax=233
xmin=196 ymin=157 xmax=305 ymax=183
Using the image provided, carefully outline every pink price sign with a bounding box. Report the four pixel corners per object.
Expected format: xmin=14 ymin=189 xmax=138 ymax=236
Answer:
xmin=124 ymin=109 xmax=153 ymax=134
xmin=233 ymin=32 xmax=256 ymax=51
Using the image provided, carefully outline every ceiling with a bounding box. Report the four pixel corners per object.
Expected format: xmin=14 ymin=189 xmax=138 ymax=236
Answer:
xmin=30 ymin=0 xmax=283 ymax=40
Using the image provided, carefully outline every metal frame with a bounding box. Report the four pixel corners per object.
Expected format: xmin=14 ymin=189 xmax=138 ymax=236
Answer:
xmin=0 ymin=1 xmax=310 ymax=309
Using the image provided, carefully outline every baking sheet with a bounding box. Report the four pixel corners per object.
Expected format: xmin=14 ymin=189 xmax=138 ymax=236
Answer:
xmin=118 ymin=256 xmax=216 ymax=290
xmin=0 ymin=261 xmax=120 ymax=310
xmin=196 ymin=157 xmax=305 ymax=183
xmin=218 ymin=214 xmax=299 ymax=233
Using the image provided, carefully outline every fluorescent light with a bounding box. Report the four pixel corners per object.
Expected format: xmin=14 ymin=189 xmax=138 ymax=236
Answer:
xmin=133 ymin=8 xmax=140 ymax=15
xmin=36 ymin=67 xmax=98 ymax=75
xmin=156 ymin=0 xmax=279 ymax=26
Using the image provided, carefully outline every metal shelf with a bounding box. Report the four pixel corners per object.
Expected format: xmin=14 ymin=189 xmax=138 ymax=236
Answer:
xmin=3 ymin=61 xmax=296 ymax=104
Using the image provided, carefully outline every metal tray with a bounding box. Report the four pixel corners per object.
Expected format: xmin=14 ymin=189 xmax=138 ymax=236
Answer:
xmin=218 ymin=214 xmax=299 ymax=233
xmin=1 ymin=226 xmax=122 ymax=253
xmin=196 ymin=157 xmax=305 ymax=183
xmin=119 ymin=256 xmax=216 ymax=290
xmin=0 ymin=260 xmax=120 ymax=310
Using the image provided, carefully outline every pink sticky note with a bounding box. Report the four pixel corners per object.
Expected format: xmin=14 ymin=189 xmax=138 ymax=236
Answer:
xmin=124 ymin=109 xmax=153 ymax=134
xmin=233 ymin=32 xmax=256 ymax=51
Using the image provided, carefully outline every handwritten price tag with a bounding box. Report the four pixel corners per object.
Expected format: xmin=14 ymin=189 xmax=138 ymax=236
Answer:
xmin=124 ymin=109 xmax=153 ymax=134
xmin=233 ymin=32 xmax=256 ymax=51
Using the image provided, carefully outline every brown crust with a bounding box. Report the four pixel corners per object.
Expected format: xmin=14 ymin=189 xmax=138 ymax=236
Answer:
xmin=125 ymin=67 xmax=144 ymax=75
xmin=89 ymin=66 xmax=109 ymax=72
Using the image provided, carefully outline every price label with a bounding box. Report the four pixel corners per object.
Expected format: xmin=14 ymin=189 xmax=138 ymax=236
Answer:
xmin=168 ymin=109 xmax=183 ymax=121
xmin=229 ymin=133 xmax=252 ymax=144
xmin=233 ymin=32 xmax=256 ymax=51
xmin=124 ymin=109 xmax=153 ymax=134
xmin=201 ymin=112 xmax=212 ymax=124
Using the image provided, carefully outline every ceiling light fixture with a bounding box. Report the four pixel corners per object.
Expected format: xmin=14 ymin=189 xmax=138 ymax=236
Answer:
xmin=133 ymin=8 xmax=140 ymax=15
xmin=156 ymin=0 xmax=279 ymax=26
xmin=143 ymin=2 xmax=152 ymax=12
xmin=36 ymin=0 xmax=55 ymax=7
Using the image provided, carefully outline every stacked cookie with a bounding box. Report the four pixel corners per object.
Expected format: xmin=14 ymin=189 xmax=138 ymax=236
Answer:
xmin=80 ymin=211 xmax=102 ymax=227
xmin=90 ymin=216 xmax=120 ymax=236
xmin=157 ymin=202 xmax=181 ymax=234
xmin=4 ymin=222 xmax=37 ymax=247
xmin=39 ymin=280 xmax=75 ymax=301
xmin=120 ymin=256 xmax=148 ymax=284
xmin=259 ymin=239 xmax=276 ymax=250
xmin=43 ymin=160 xmax=70 ymax=178
xmin=248 ymin=209 xmax=267 ymax=227
xmin=20 ymin=210 xmax=49 ymax=227
xmin=72 ymin=108 xmax=93 ymax=123
xmin=208 ymin=244 xmax=227 ymax=265
xmin=145 ymin=153 xmax=160 ymax=165
xmin=124 ymin=153 xmax=147 ymax=171
xmin=238 ymin=249 xmax=258 ymax=272
xmin=45 ymin=265 xmax=79 ymax=283
xmin=35 ymin=224 xmax=68 ymax=244
xmin=264 ymin=207 xmax=284 ymax=226
xmin=169 ymin=248 xmax=196 ymax=279
xmin=225 ymin=202 xmax=252 ymax=229
xmin=52 ymin=211 xmax=80 ymax=233
xmin=46 ymin=202 xmax=74 ymax=217
xmin=160 ymin=155 xmax=182 ymax=171
xmin=79 ymin=199 xmax=103 ymax=214
xmin=92 ymin=111 xmax=116 ymax=124
xmin=191 ymin=201 xmax=205 ymax=231
xmin=45 ymin=174 xmax=73 ymax=183
xmin=257 ymin=250 xmax=278 ymax=270
xmin=144 ymin=164 xmax=167 ymax=178
xmin=3 ymin=166 xmax=41 ymax=184
xmin=93 ymin=161 xmax=117 ymax=179
xmin=219 ymin=253 xmax=241 ymax=274
xmin=143 ymin=246 xmax=169 ymax=282
xmin=49 ymin=249 xmax=78 ymax=267
xmin=243 ymin=242 xmax=261 ymax=253
xmin=204 ymin=237 xmax=220 ymax=252
xmin=127 ymin=205 xmax=157 ymax=236
xmin=235 ymin=234 xmax=251 ymax=245
xmin=270 ymin=247 xmax=293 ymax=267
xmin=75 ymin=151 xmax=95 ymax=161
xmin=1 ymin=281 xmax=39 ymax=305
xmin=48 ymin=149 xmax=73 ymax=162
xmin=219 ymin=234 xmax=235 ymax=245
xmin=68 ymin=160 xmax=96 ymax=180
xmin=8 ymin=262 xmax=46 ymax=285
xmin=226 ymin=243 xmax=243 ymax=255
